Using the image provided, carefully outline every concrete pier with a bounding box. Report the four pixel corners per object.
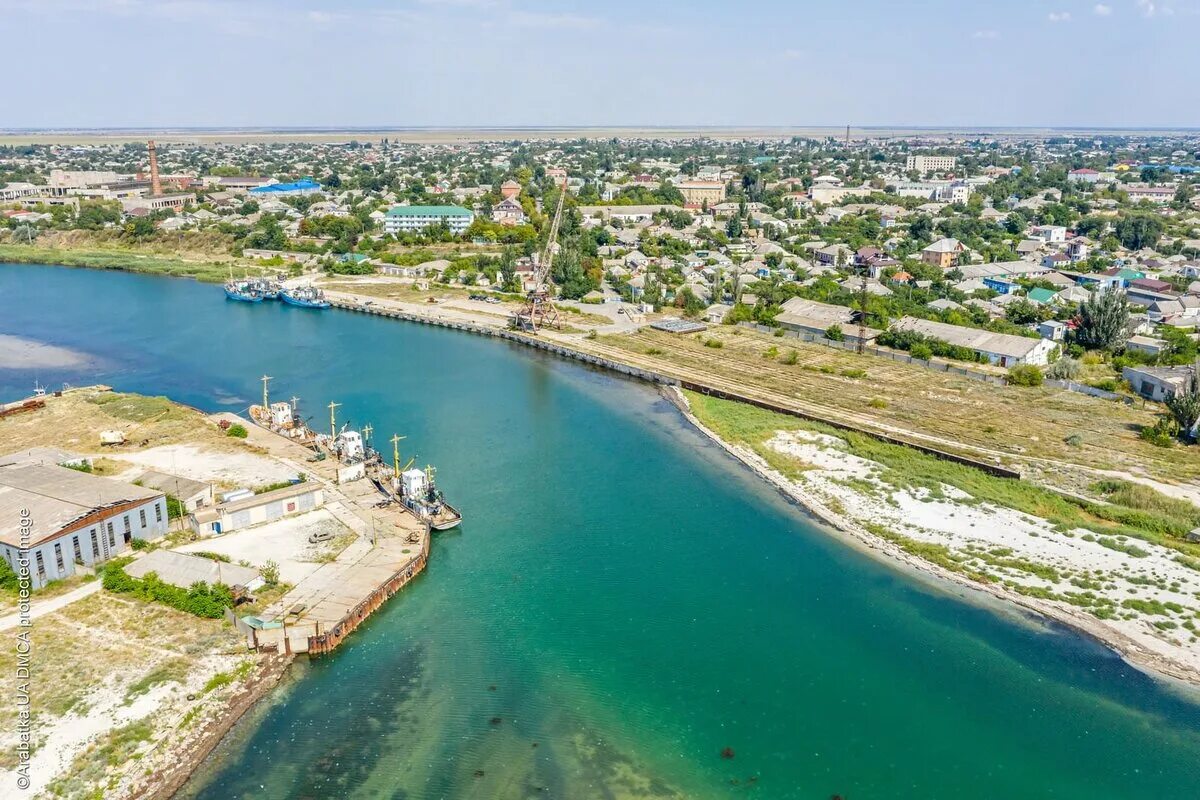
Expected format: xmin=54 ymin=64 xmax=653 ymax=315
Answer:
xmin=214 ymin=412 xmax=432 ymax=655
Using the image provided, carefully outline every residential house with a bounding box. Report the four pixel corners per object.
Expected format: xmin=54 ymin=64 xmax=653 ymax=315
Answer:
xmin=890 ymin=317 xmax=1059 ymax=366
xmin=921 ymin=238 xmax=965 ymax=269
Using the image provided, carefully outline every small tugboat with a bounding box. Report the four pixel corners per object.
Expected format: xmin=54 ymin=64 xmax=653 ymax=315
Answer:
xmin=398 ymin=465 xmax=463 ymax=530
xmin=248 ymin=376 xmax=316 ymax=444
xmin=281 ymin=285 xmax=331 ymax=309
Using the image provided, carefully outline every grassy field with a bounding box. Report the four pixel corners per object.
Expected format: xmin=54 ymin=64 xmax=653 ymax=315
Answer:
xmin=0 ymin=389 xmax=244 ymax=455
xmin=578 ymin=325 xmax=1200 ymax=497
xmin=0 ymin=242 xmax=238 ymax=283
xmin=685 ymin=391 xmax=1200 ymax=556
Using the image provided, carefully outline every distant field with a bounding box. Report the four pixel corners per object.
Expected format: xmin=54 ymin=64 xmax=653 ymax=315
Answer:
xmin=4 ymin=125 xmax=1198 ymax=145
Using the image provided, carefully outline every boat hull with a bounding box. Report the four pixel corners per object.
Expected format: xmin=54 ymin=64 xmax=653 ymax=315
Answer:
xmin=430 ymin=503 xmax=463 ymax=530
xmin=225 ymin=289 xmax=262 ymax=303
xmin=281 ymin=293 xmax=331 ymax=309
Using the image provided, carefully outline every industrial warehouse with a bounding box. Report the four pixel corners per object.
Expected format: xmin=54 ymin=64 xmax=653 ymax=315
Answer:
xmin=0 ymin=460 xmax=168 ymax=588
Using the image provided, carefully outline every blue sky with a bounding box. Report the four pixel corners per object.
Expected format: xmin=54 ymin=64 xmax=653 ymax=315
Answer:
xmin=2 ymin=0 xmax=1197 ymax=128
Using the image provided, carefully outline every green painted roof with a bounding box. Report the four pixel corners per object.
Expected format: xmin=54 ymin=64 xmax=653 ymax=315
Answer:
xmin=1027 ymin=287 xmax=1057 ymax=304
xmin=386 ymin=205 xmax=472 ymax=217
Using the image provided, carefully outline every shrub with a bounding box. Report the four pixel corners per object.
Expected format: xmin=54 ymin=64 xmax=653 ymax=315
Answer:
xmin=1139 ymin=417 xmax=1177 ymax=448
xmin=703 ymin=338 xmax=723 ymax=349
xmin=226 ymin=423 xmax=248 ymax=439
xmin=824 ymin=324 xmax=845 ymax=341
xmin=763 ymin=345 xmax=779 ymax=360
xmin=782 ymin=350 xmax=799 ymax=365
xmin=1006 ymin=365 xmax=1044 ymax=387
xmin=1046 ymin=356 xmax=1081 ymax=381
xmin=102 ymin=562 xmax=233 ymax=618
xmin=909 ymin=342 xmax=933 ymax=361
xmin=1064 ymin=433 xmax=1083 ymax=447
xmin=261 ymin=560 xmax=280 ymax=588
xmin=841 ymin=368 xmax=867 ymax=379
xmin=868 ymin=397 xmax=888 ymax=409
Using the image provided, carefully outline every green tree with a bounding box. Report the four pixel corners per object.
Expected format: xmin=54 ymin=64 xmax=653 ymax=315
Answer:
xmin=1113 ymin=213 xmax=1164 ymax=250
xmin=1073 ymin=290 xmax=1130 ymax=352
xmin=1165 ymin=366 xmax=1200 ymax=442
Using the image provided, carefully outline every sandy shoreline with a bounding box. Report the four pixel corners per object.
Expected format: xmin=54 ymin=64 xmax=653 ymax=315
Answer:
xmin=0 ymin=333 xmax=91 ymax=370
xmin=662 ymin=386 xmax=1200 ymax=691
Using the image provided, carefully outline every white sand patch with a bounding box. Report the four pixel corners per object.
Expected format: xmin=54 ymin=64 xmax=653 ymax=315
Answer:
xmin=113 ymin=444 xmax=298 ymax=489
xmin=765 ymin=431 xmax=1200 ymax=673
xmin=766 ymin=430 xmax=877 ymax=478
xmin=174 ymin=508 xmax=350 ymax=583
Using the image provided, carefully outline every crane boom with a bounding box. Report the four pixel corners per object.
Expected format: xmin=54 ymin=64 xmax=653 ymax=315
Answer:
xmin=514 ymin=176 xmax=568 ymax=333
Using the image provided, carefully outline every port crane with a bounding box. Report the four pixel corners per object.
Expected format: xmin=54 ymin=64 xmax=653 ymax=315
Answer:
xmin=512 ymin=173 xmax=568 ymax=333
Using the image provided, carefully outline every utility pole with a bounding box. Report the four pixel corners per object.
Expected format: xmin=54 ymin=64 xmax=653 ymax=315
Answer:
xmin=857 ymin=267 xmax=869 ymax=355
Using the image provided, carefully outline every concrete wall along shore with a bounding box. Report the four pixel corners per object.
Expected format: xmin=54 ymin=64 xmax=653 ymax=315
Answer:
xmin=330 ymin=297 xmax=1024 ymax=480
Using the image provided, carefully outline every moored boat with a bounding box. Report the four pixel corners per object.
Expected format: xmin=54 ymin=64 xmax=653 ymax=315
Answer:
xmin=252 ymin=277 xmax=282 ymax=299
xmin=281 ymin=286 xmax=331 ymax=309
xmin=398 ymin=465 xmax=462 ymax=530
xmin=224 ymin=280 xmax=262 ymax=302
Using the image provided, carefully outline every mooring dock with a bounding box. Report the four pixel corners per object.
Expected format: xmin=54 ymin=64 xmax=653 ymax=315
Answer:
xmin=213 ymin=412 xmax=432 ymax=655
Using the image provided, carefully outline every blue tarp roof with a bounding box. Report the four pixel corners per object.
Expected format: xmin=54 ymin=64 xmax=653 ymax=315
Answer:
xmin=250 ymin=178 xmax=321 ymax=194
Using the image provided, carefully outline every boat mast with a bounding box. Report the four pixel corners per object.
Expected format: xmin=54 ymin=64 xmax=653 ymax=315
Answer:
xmin=260 ymin=374 xmax=272 ymax=410
xmin=327 ymin=401 xmax=341 ymax=439
xmin=390 ymin=434 xmax=406 ymax=479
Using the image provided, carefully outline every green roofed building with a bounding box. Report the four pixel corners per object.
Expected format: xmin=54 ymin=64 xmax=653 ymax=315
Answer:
xmin=384 ymin=205 xmax=474 ymax=235
xmin=1026 ymin=287 xmax=1058 ymax=306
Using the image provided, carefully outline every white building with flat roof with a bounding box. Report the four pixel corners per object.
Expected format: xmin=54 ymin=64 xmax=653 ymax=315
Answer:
xmin=906 ymin=155 xmax=957 ymax=173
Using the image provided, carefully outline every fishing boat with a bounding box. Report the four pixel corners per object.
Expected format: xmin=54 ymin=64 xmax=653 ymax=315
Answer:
xmin=251 ymin=277 xmax=282 ymax=300
xmin=280 ymin=286 xmax=331 ymax=309
xmin=224 ymin=279 xmax=262 ymax=303
xmin=248 ymin=376 xmax=316 ymax=444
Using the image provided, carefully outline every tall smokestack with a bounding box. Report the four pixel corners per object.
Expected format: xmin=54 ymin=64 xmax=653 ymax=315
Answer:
xmin=147 ymin=139 xmax=162 ymax=197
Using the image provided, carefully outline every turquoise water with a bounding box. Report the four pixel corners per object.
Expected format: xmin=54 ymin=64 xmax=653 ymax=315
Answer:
xmin=4 ymin=263 xmax=1200 ymax=799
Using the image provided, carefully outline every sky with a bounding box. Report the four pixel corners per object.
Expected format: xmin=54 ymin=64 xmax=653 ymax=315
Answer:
xmin=2 ymin=0 xmax=1198 ymax=129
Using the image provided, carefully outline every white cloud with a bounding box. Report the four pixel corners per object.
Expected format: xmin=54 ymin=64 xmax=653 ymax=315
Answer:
xmin=1136 ymin=0 xmax=1176 ymax=15
xmin=971 ymin=29 xmax=1000 ymax=39
xmin=1047 ymin=11 xmax=1072 ymax=21
xmin=1093 ymin=3 xmax=1112 ymax=14
xmin=506 ymin=10 xmax=598 ymax=29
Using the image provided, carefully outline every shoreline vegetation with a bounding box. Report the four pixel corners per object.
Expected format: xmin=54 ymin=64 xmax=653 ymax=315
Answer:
xmin=0 ymin=242 xmax=239 ymax=283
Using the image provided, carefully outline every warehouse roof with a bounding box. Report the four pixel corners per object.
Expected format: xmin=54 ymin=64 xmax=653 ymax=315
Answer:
xmin=0 ymin=464 xmax=161 ymax=548
xmin=125 ymin=549 xmax=260 ymax=590
xmin=133 ymin=470 xmax=211 ymax=501
xmin=0 ymin=447 xmax=89 ymax=469
xmin=249 ymin=178 xmax=320 ymax=194
xmin=891 ymin=317 xmax=1047 ymax=359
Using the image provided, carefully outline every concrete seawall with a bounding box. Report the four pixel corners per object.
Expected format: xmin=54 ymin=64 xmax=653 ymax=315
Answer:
xmin=329 ymin=297 xmax=1022 ymax=480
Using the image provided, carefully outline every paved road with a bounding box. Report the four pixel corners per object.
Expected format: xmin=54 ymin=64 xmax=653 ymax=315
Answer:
xmin=0 ymin=578 xmax=102 ymax=631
